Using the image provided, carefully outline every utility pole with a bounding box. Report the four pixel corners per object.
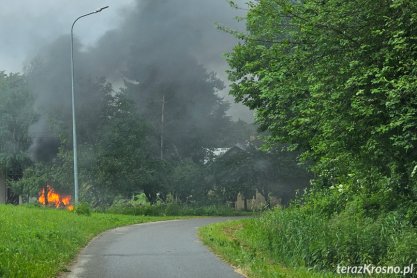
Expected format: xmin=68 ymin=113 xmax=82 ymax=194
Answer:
xmin=160 ymin=95 xmax=166 ymax=161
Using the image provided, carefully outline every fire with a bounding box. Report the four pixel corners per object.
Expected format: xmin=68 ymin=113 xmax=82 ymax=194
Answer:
xmin=38 ymin=185 xmax=74 ymax=211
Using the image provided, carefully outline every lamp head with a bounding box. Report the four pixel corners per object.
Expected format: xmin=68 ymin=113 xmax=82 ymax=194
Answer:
xmin=95 ymin=6 xmax=109 ymax=13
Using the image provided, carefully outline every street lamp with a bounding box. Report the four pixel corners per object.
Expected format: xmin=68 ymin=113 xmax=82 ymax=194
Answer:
xmin=71 ymin=6 xmax=109 ymax=204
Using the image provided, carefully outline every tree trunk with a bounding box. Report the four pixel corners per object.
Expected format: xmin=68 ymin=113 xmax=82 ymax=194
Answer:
xmin=0 ymin=169 xmax=6 ymax=204
xmin=44 ymin=184 xmax=49 ymax=206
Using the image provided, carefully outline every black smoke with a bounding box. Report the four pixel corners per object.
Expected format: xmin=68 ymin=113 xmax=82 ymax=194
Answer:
xmin=25 ymin=0 xmax=247 ymax=161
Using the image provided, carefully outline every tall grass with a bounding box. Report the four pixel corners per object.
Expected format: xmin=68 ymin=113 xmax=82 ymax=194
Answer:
xmin=0 ymin=205 xmax=178 ymax=278
xmin=254 ymin=208 xmax=416 ymax=270
xmin=200 ymin=207 xmax=417 ymax=277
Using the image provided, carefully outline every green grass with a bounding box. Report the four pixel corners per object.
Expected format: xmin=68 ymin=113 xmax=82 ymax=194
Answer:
xmin=199 ymin=218 xmax=351 ymax=278
xmin=199 ymin=206 xmax=417 ymax=278
xmin=0 ymin=204 xmax=179 ymax=278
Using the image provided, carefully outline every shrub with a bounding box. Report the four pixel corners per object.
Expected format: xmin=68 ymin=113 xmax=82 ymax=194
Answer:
xmin=107 ymin=197 xmax=250 ymax=217
xmin=75 ymin=202 xmax=92 ymax=216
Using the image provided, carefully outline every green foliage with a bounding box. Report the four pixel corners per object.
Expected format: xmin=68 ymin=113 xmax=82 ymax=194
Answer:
xmin=201 ymin=206 xmax=417 ymax=277
xmin=203 ymin=1 xmax=417 ymax=276
xmin=131 ymin=193 xmax=151 ymax=206
xmin=13 ymin=87 xmax=162 ymax=206
xmin=12 ymin=70 xmax=258 ymax=207
xmin=74 ymin=202 xmax=91 ymax=216
xmin=0 ymin=205 xmax=178 ymax=278
xmin=121 ymin=64 xmax=231 ymax=162
xmin=0 ymin=72 xmax=35 ymax=187
xmin=199 ymin=219 xmax=340 ymax=278
xmin=107 ymin=195 xmax=250 ymax=217
xmin=227 ymin=0 xmax=417 ymax=206
xmin=7 ymin=30 xmax=269 ymax=208
xmin=90 ymin=92 xmax=159 ymax=200
xmin=207 ymin=144 xmax=310 ymax=206
xmin=0 ymin=72 xmax=35 ymax=160
xmin=9 ymin=165 xmax=46 ymax=196
xmin=167 ymin=160 xmax=207 ymax=202
xmin=9 ymin=148 xmax=73 ymax=197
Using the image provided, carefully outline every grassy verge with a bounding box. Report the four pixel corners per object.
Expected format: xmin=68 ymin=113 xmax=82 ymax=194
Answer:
xmin=199 ymin=219 xmax=335 ymax=278
xmin=199 ymin=218 xmax=347 ymax=278
xmin=0 ymin=205 xmax=180 ymax=278
xmin=200 ymin=205 xmax=417 ymax=278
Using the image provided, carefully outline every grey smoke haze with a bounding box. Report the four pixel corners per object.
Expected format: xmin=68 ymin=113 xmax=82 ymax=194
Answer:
xmin=0 ymin=0 xmax=253 ymax=122
xmin=6 ymin=0 xmax=254 ymax=161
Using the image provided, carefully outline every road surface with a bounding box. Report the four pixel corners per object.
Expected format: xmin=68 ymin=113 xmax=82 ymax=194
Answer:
xmin=62 ymin=218 xmax=244 ymax=278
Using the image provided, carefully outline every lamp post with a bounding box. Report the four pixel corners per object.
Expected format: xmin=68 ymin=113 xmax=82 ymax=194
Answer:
xmin=71 ymin=6 xmax=109 ymax=204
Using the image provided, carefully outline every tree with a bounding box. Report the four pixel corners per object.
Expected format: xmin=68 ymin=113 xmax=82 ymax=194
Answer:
xmin=122 ymin=68 xmax=231 ymax=162
xmin=88 ymin=0 xmax=243 ymax=163
xmin=167 ymin=160 xmax=207 ymax=203
xmin=208 ymin=143 xmax=310 ymax=208
xmin=226 ymin=0 xmax=417 ymax=210
xmin=88 ymin=91 xmax=161 ymax=204
xmin=0 ymin=72 xmax=35 ymax=200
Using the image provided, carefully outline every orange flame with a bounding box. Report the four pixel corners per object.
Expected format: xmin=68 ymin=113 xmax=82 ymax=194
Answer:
xmin=38 ymin=185 xmax=74 ymax=211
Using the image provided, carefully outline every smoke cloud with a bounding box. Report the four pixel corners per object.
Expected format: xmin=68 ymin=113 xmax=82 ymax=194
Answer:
xmin=22 ymin=0 xmax=253 ymax=160
xmin=28 ymin=118 xmax=60 ymax=162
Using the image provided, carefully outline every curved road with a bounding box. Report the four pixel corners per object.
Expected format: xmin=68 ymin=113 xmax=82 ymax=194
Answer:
xmin=62 ymin=218 xmax=244 ymax=278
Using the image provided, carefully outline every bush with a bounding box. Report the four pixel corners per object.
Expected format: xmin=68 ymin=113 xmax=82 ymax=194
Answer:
xmin=75 ymin=202 xmax=92 ymax=216
xmin=107 ymin=197 xmax=250 ymax=217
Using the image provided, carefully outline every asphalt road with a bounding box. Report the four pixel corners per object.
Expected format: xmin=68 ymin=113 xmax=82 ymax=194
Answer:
xmin=62 ymin=218 xmax=244 ymax=278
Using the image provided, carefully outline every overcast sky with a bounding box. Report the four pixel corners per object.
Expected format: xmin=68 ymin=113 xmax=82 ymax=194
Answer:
xmin=0 ymin=1 xmax=136 ymax=72
xmin=0 ymin=0 xmax=253 ymax=121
